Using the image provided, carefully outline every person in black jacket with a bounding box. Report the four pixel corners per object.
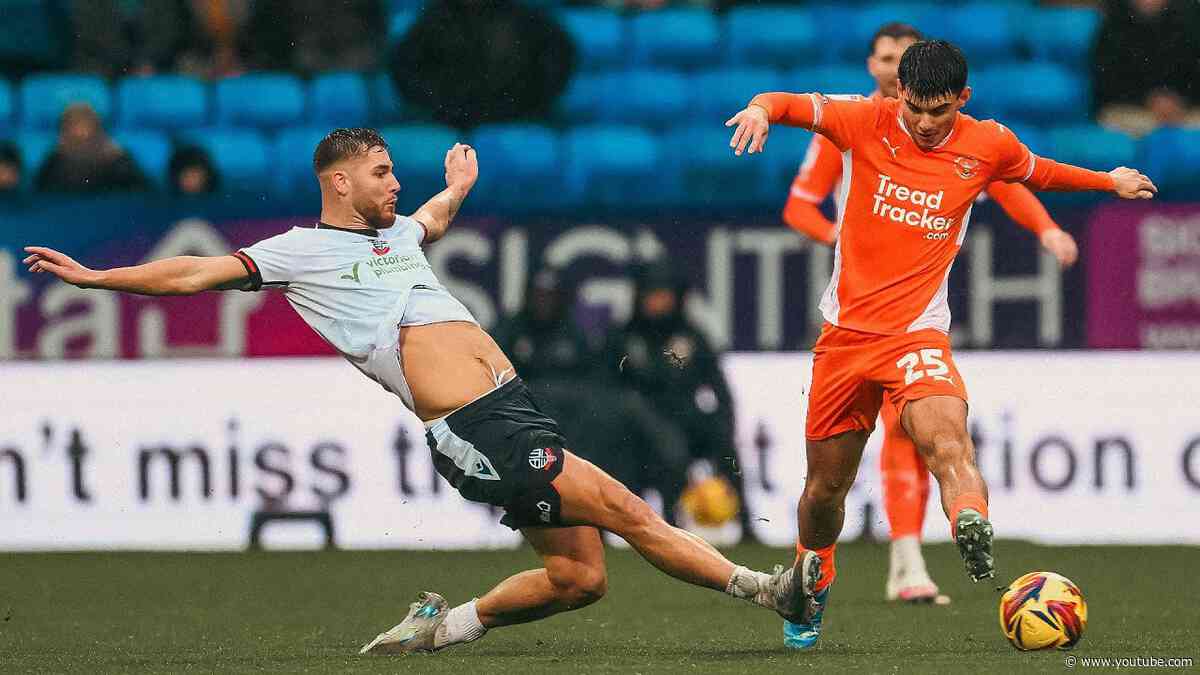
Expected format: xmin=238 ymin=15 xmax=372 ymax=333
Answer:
xmin=35 ymin=103 xmax=147 ymax=194
xmin=605 ymin=260 xmax=758 ymax=541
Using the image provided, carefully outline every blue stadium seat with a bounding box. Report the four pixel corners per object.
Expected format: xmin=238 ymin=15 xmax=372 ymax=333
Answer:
xmin=379 ymin=124 xmax=461 ymax=209
xmin=0 ymin=80 xmax=12 ymax=136
xmin=15 ymin=131 xmax=55 ymax=187
xmin=1047 ymin=125 xmax=1136 ymax=172
xmin=387 ymin=9 xmax=418 ymax=43
xmin=969 ymin=63 xmax=1087 ymax=124
xmin=115 ymin=76 xmax=208 ymax=131
xmin=604 ymin=69 xmax=689 ymax=127
xmin=1026 ymin=7 xmax=1101 ymax=67
xmin=558 ymin=8 xmax=626 ymax=71
xmin=469 ymin=124 xmax=563 ymax=211
xmin=1138 ymin=128 xmax=1200 ymax=195
xmin=760 ymin=124 xmax=820 ymax=204
xmin=309 ymin=72 xmax=370 ymax=128
xmin=214 ymin=74 xmax=305 ymax=130
xmin=273 ymin=126 xmax=328 ymax=199
xmin=563 ymin=125 xmax=666 ymax=208
xmin=689 ymin=68 xmax=784 ymax=125
xmin=807 ymin=5 xmax=861 ymax=63
xmin=996 ymin=122 xmax=1049 ymax=157
xmin=20 ymin=74 xmax=112 ymax=129
xmin=178 ymin=128 xmax=270 ymax=193
xmin=630 ymin=9 xmax=721 ymax=70
xmin=666 ymin=125 xmax=781 ymax=210
xmin=787 ymin=66 xmax=875 ymax=97
xmin=942 ymin=3 xmax=1019 ymax=64
xmin=557 ymin=72 xmax=610 ymax=125
xmin=851 ymin=4 xmax=946 ymax=59
xmin=111 ymin=130 xmax=170 ymax=189
xmin=725 ymin=7 xmax=820 ymax=68
xmin=372 ymin=72 xmax=406 ymax=124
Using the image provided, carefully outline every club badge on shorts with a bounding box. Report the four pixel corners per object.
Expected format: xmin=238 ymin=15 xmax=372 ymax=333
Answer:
xmin=528 ymin=447 xmax=558 ymax=471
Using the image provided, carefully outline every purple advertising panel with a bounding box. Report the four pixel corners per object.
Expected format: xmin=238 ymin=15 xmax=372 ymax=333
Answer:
xmin=1087 ymin=203 xmax=1200 ymax=348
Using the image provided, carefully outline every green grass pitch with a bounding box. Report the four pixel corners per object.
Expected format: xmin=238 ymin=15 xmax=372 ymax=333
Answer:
xmin=1 ymin=541 xmax=1196 ymax=674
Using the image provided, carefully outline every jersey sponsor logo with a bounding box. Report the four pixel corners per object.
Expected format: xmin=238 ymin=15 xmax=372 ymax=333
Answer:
xmin=528 ymin=447 xmax=558 ymax=471
xmin=363 ymin=253 xmax=433 ymax=279
xmin=871 ymin=173 xmax=956 ymax=240
xmin=369 ymin=239 xmax=391 ymax=256
xmin=954 ymin=156 xmax=980 ymax=180
xmin=339 ymin=262 xmax=362 ymax=284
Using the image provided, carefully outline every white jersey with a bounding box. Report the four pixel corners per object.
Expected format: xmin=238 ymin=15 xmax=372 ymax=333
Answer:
xmin=235 ymin=217 xmax=476 ymax=410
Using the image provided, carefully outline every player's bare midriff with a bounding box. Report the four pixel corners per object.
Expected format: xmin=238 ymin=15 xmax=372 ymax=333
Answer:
xmin=399 ymin=320 xmax=515 ymax=421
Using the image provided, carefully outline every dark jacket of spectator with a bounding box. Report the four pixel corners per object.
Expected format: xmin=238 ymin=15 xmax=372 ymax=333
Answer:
xmin=36 ymin=104 xmax=148 ymax=194
xmin=1092 ymin=0 xmax=1200 ymax=111
xmin=492 ymin=268 xmax=593 ymax=383
xmin=390 ymin=0 xmax=576 ymax=128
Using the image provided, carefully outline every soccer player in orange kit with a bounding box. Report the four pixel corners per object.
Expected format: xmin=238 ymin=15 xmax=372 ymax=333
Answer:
xmin=727 ymin=39 xmax=1156 ymax=649
xmin=782 ymin=23 xmax=1079 ymax=607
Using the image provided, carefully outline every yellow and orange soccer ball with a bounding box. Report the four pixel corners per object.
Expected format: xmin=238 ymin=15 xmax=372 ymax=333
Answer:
xmin=999 ymin=571 xmax=1088 ymax=651
xmin=679 ymin=477 xmax=739 ymax=527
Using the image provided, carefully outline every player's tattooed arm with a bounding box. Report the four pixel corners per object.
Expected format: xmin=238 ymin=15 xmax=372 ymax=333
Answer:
xmin=412 ymin=143 xmax=478 ymax=244
xmin=22 ymin=246 xmax=249 ymax=295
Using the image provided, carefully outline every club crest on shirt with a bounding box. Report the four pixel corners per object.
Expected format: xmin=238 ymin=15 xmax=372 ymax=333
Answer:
xmin=954 ymin=156 xmax=980 ymax=180
xmin=369 ymin=239 xmax=391 ymax=256
xmin=529 ymin=447 xmax=558 ymax=471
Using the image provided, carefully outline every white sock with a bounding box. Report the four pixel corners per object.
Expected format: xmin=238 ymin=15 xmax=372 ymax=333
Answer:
xmin=432 ymin=599 xmax=487 ymax=650
xmin=891 ymin=535 xmax=932 ymax=584
xmin=725 ymin=565 xmax=776 ymax=609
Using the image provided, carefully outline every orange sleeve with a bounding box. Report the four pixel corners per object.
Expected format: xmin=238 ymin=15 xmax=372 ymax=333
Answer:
xmin=782 ymin=134 xmax=842 ymax=245
xmin=983 ymin=181 xmax=1058 ymax=235
xmin=992 ymin=122 xmax=1116 ymax=192
xmin=750 ymin=92 xmax=875 ymax=151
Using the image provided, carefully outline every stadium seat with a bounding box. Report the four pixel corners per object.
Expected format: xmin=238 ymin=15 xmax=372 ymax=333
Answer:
xmin=558 ymin=8 xmax=626 ymax=71
xmin=0 ymin=80 xmax=12 ymax=136
xmin=379 ymin=123 xmax=460 ymax=209
xmin=372 ymin=72 xmax=406 ymax=124
xmin=20 ymin=74 xmax=111 ymax=129
xmin=759 ymin=124 xmax=821 ymax=204
xmin=1047 ymin=125 xmax=1136 ymax=172
xmin=214 ymin=74 xmax=305 ymax=130
xmin=629 ymin=9 xmax=721 ymax=70
xmin=969 ymin=63 xmax=1088 ymax=124
xmin=469 ymin=124 xmax=563 ymax=211
xmin=115 ymin=76 xmax=208 ymax=131
xmin=689 ymin=68 xmax=784 ymax=126
xmin=111 ymin=130 xmax=170 ymax=189
xmin=787 ymin=66 xmax=875 ymax=98
xmin=557 ymin=72 xmax=610 ymax=125
xmin=15 ymin=131 xmax=56 ymax=186
xmin=851 ymin=4 xmax=947 ymax=60
xmin=563 ymin=125 xmax=666 ymax=208
xmin=996 ymin=122 xmax=1049 ymax=157
xmin=1138 ymin=128 xmax=1200 ymax=196
xmin=942 ymin=3 xmax=1019 ymax=64
xmin=724 ymin=7 xmax=820 ymax=68
xmin=272 ymin=126 xmax=329 ymax=199
xmin=177 ymin=128 xmax=270 ymax=193
xmin=666 ymin=125 xmax=782 ymax=210
xmin=807 ymin=4 xmax=861 ymax=63
xmin=309 ymin=72 xmax=370 ymax=128
xmin=603 ymin=69 xmax=689 ymax=127
xmin=1026 ymin=7 xmax=1102 ymax=67
xmin=387 ymin=9 xmax=418 ymax=43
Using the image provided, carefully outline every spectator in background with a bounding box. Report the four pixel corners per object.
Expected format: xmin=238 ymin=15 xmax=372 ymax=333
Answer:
xmin=390 ymin=0 xmax=576 ymax=128
xmin=0 ymin=142 xmax=22 ymax=195
xmin=169 ymin=146 xmax=218 ymax=196
xmin=36 ymin=104 xmax=148 ymax=194
xmin=492 ymin=268 xmax=594 ymax=382
xmin=605 ymin=260 xmax=758 ymax=541
xmin=245 ymin=0 xmax=385 ymax=73
xmin=1092 ymin=0 xmax=1200 ymax=135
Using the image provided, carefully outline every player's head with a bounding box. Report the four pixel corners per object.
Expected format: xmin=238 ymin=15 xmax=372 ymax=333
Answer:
xmin=313 ymin=128 xmax=398 ymax=228
xmin=896 ymin=40 xmax=971 ymax=151
xmin=867 ymin=22 xmax=923 ymax=99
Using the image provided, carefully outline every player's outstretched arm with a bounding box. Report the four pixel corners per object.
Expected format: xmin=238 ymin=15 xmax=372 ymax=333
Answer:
xmin=1021 ymin=156 xmax=1157 ymax=200
xmin=22 ymin=246 xmax=249 ymax=295
xmin=412 ymin=142 xmax=478 ymax=244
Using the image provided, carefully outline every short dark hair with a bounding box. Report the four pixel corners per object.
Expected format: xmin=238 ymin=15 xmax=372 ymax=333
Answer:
xmin=313 ymin=128 xmax=389 ymax=173
xmin=897 ymin=40 xmax=968 ymax=101
xmin=869 ymin=22 xmax=923 ymax=56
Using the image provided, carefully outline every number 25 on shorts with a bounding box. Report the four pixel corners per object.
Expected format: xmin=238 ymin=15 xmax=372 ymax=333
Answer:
xmin=897 ymin=349 xmax=951 ymax=385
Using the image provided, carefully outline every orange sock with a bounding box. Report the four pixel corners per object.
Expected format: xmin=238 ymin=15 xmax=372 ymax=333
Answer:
xmin=879 ymin=396 xmax=929 ymax=540
xmin=795 ymin=541 xmax=837 ymax=592
xmin=949 ymin=493 xmax=989 ymax=537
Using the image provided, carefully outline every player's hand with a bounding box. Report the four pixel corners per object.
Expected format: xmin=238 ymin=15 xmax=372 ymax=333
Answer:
xmin=1110 ymin=167 xmax=1156 ymax=199
xmin=1038 ymin=228 xmax=1078 ymax=268
xmin=725 ymin=105 xmax=770 ymax=156
xmin=23 ymin=246 xmax=100 ymax=287
xmin=445 ymin=142 xmax=478 ymax=192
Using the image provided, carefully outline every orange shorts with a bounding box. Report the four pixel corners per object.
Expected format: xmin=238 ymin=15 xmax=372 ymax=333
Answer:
xmin=805 ymin=323 xmax=968 ymax=440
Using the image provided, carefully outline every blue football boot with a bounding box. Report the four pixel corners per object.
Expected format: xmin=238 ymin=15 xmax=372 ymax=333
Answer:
xmin=781 ymin=551 xmax=826 ymax=650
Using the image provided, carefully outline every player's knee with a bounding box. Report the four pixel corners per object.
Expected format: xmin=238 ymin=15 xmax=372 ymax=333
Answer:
xmin=804 ymin=473 xmax=853 ymax=504
xmin=920 ymin=432 xmax=970 ymax=471
xmin=603 ymin=483 xmax=660 ymax=536
xmin=549 ymin=561 xmax=607 ymax=608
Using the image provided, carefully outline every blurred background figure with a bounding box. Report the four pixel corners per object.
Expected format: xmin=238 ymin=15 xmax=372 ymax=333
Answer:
xmin=605 ymin=260 xmax=757 ymax=541
xmin=1092 ymin=0 xmax=1200 ymax=136
xmin=492 ymin=267 xmax=593 ymax=383
xmin=246 ymin=0 xmax=385 ymax=73
xmin=390 ymin=0 xmax=576 ymax=128
xmin=0 ymin=142 xmax=22 ymax=196
xmin=35 ymin=103 xmax=147 ymax=194
xmin=168 ymin=146 xmax=219 ymax=196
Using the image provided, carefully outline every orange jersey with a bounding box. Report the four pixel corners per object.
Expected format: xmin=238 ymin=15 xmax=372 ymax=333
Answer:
xmin=754 ymin=92 xmax=1112 ymax=335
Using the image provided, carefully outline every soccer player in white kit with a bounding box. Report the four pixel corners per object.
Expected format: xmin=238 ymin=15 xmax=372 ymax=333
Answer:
xmin=24 ymin=128 xmax=819 ymax=655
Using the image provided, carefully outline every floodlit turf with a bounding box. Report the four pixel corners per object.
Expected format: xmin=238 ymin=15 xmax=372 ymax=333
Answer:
xmin=1 ymin=541 xmax=1196 ymax=674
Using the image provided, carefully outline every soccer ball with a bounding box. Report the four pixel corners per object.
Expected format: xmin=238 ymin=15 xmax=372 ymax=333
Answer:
xmin=998 ymin=571 xmax=1088 ymax=651
xmin=679 ymin=477 xmax=739 ymax=527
